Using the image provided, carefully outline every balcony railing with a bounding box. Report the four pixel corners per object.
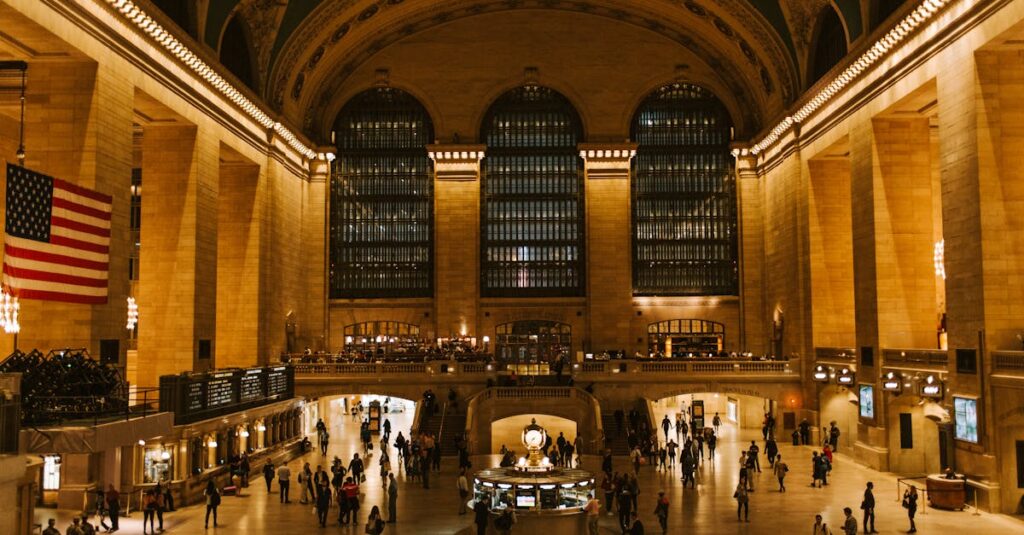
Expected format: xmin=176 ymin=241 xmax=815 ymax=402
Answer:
xmin=293 ymin=358 xmax=795 ymax=379
xmin=992 ymin=351 xmax=1024 ymax=374
xmin=882 ymin=348 xmax=948 ymax=368
xmin=814 ymin=347 xmax=856 ymax=364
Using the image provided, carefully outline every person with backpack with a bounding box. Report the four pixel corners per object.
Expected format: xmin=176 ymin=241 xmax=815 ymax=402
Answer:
xmin=813 ymin=514 xmax=832 ymax=535
xmin=203 ymin=479 xmax=221 ymax=528
xmin=773 ymin=454 xmax=789 ymax=492
xmin=734 ymin=482 xmax=749 ymax=522
xmin=495 ymin=508 xmax=516 ymax=534
xmin=842 ymin=507 xmax=858 ymax=535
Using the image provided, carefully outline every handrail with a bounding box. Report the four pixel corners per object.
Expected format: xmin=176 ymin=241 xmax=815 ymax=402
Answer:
xmin=883 ymin=349 xmax=948 ymax=367
xmin=437 ymin=401 xmax=448 ymax=449
xmin=23 ymin=387 xmax=160 ymax=427
xmin=992 ymin=350 xmax=1024 ymax=372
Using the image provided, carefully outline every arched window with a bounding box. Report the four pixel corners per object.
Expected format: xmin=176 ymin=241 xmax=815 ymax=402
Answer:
xmin=810 ymin=6 xmax=849 ymax=85
xmin=480 ymin=86 xmax=585 ymax=297
xmin=330 ymin=87 xmax=434 ymax=298
xmin=631 ymin=83 xmax=737 ymax=296
xmin=220 ymin=15 xmax=256 ymax=91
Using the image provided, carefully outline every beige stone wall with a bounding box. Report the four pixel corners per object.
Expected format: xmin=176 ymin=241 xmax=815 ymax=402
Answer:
xmin=806 ymin=158 xmax=855 ymax=348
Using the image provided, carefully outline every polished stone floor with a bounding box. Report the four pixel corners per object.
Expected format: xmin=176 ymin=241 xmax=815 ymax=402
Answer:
xmin=37 ymin=403 xmax=1024 ymax=534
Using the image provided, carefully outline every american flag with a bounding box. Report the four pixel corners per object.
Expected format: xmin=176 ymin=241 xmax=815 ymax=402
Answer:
xmin=3 ymin=163 xmax=111 ymax=304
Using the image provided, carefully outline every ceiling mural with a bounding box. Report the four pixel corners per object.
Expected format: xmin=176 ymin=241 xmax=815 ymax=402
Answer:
xmin=199 ymin=0 xmax=874 ymax=141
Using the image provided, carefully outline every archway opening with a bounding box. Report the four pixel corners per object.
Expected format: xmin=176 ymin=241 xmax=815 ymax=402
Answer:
xmin=490 ymin=414 xmax=577 ymax=455
xmin=495 ymin=320 xmax=572 ymax=374
xmin=651 ymin=392 xmax=777 ymax=443
xmin=818 ymin=386 xmax=859 ymax=451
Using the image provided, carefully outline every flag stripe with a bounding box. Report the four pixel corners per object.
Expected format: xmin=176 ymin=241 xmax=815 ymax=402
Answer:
xmin=2 ymin=273 xmax=108 ymax=297
xmin=5 ymin=237 xmax=108 ymax=265
xmin=52 ymin=187 xmax=112 ymax=212
xmin=50 ymin=234 xmax=109 ymax=255
xmin=51 ymin=226 xmax=110 ymax=247
xmin=51 ymin=216 xmax=111 ymax=238
xmin=7 ymin=288 xmax=107 ymax=304
xmin=52 ymin=205 xmax=110 ymax=229
xmin=4 ymin=244 xmax=109 ymax=271
xmin=53 ymin=178 xmax=112 ymax=204
xmin=3 ymin=253 xmax=107 ymax=280
xmin=52 ymin=197 xmax=112 ymax=222
xmin=3 ymin=264 xmax=107 ymax=288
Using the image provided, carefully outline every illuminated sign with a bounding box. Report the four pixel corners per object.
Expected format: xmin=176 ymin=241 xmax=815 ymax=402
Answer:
xmin=953 ymin=396 xmax=978 ymax=443
xmin=920 ymin=376 xmax=943 ymax=399
xmin=882 ymin=372 xmax=902 ymax=392
xmin=837 ymin=368 xmax=855 ymax=385
xmin=859 ymin=384 xmax=875 ymax=419
xmin=813 ymin=365 xmax=829 ymax=382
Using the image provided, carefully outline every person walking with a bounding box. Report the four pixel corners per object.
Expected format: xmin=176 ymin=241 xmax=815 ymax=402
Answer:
xmin=773 ymin=454 xmax=788 ymax=492
xmin=42 ymin=519 xmax=60 ymax=535
xmin=336 ymin=482 xmax=350 ymax=525
xmin=203 ymin=480 xmax=221 ymax=529
xmin=653 ymin=491 xmax=669 ymax=534
xmin=79 ymin=515 xmax=96 ymax=535
xmin=627 ymin=511 xmax=645 ymax=535
xmin=262 ymin=461 xmax=275 ymax=493
xmin=712 ymin=413 xmax=722 ymax=434
xmin=298 ymin=464 xmax=310 ymax=504
xmin=105 ymin=484 xmax=121 ymax=532
xmin=315 ymin=481 xmax=331 ymax=527
xmin=458 ymin=468 xmax=470 ymax=515
xmin=473 ymin=497 xmax=490 ymax=535
xmin=65 ymin=517 xmax=84 ymax=535
xmin=495 ymin=508 xmax=516 ymax=535
xmin=93 ymin=488 xmax=110 ymax=532
xmin=601 ymin=473 xmax=615 ymax=516
xmin=617 ymin=476 xmax=633 ymax=532
xmin=734 ymin=482 xmax=749 ymax=522
xmin=584 ymin=493 xmax=601 ymax=535
xmin=277 ymin=463 xmax=291 ymax=503
xmin=707 ymin=432 xmax=717 ymax=461
xmin=842 ymin=507 xmax=858 ymax=535
xmin=903 ymin=486 xmax=918 ymax=533
xmin=749 ymin=440 xmax=761 ymax=472
xmin=320 ymin=430 xmax=329 ymax=455
xmin=153 ymin=482 xmax=167 ymax=529
xmin=387 ymin=473 xmax=398 ymax=523
xmin=765 ymin=436 xmax=778 ymax=468
xmin=862 ymin=482 xmax=877 ymax=533
xmin=661 ymin=415 xmax=671 ymax=442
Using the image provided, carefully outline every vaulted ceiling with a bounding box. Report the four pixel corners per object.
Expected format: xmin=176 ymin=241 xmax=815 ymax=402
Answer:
xmin=186 ymin=0 xmax=883 ymax=141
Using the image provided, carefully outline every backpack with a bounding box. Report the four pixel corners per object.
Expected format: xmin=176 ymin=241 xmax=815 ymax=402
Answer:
xmin=209 ymin=490 xmax=221 ymax=507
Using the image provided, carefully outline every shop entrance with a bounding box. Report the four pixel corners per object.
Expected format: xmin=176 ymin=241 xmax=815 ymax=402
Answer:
xmin=496 ymin=320 xmax=571 ymax=374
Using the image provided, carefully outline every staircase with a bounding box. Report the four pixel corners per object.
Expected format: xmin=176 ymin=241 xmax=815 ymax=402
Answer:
xmin=416 ymin=402 xmax=467 ymax=456
xmin=601 ymin=412 xmax=631 ymax=455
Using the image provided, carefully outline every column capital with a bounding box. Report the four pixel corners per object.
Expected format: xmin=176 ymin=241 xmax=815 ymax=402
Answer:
xmin=578 ymin=142 xmax=637 ymax=180
xmin=308 ymin=146 xmax=335 ymax=183
xmin=734 ymin=153 xmax=760 ymax=180
xmin=427 ymin=144 xmax=486 ymax=181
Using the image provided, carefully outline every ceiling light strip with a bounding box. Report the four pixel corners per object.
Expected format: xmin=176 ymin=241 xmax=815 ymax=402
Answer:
xmin=749 ymin=0 xmax=950 ymax=156
xmin=103 ymin=0 xmax=318 ymax=160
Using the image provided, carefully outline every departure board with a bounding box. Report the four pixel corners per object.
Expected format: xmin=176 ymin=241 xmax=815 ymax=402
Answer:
xmin=267 ymin=367 xmax=289 ymax=397
xmin=206 ymin=375 xmax=235 ymax=408
xmin=160 ymin=365 xmax=295 ymax=425
xmin=240 ymin=370 xmax=263 ymax=402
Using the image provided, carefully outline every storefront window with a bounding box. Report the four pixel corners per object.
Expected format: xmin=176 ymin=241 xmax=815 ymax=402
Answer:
xmin=42 ymin=455 xmax=61 ymax=490
xmin=143 ymin=447 xmax=172 ymax=483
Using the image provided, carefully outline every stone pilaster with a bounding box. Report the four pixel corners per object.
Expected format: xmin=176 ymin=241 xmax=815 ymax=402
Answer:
xmin=303 ymin=150 xmax=332 ymax=350
xmin=215 ymin=155 xmax=263 ymax=368
xmin=428 ymin=145 xmax=484 ymax=339
xmin=580 ymin=143 xmax=635 ymax=352
xmin=138 ymin=124 xmax=219 ymax=387
xmin=735 ymin=155 xmax=766 ymax=354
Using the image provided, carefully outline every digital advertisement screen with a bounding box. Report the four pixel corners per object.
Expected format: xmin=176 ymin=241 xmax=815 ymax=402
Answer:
xmin=516 ymin=494 xmax=536 ymax=508
xmin=953 ymin=396 xmax=979 ymax=443
xmin=859 ymin=384 xmax=875 ymax=419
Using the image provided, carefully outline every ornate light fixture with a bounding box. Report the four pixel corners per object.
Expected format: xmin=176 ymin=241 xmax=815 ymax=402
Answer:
xmin=933 ymin=240 xmax=945 ymax=280
xmin=126 ymin=296 xmax=139 ymax=330
xmin=0 ymin=290 xmax=20 ymax=334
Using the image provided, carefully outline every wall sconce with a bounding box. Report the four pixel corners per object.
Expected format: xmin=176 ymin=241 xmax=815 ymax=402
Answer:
xmin=160 ymin=450 xmax=171 ymax=461
xmin=0 ymin=290 xmax=20 ymax=334
xmin=239 ymin=430 xmax=250 ymax=438
xmin=836 ymin=368 xmax=855 ymax=385
xmin=126 ymin=296 xmax=139 ymax=330
xmin=257 ymin=424 xmax=266 ymax=432
xmin=207 ymin=440 xmax=218 ymax=448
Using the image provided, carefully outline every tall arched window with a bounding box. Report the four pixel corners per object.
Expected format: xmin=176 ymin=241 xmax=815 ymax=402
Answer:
xmin=330 ymin=87 xmax=434 ymax=298
xmin=873 ymin=0 xmax=907 ymax=27
xmin=220 ymin=15 xmax=256 ymax=91
xmin=151 ymin=1 xmax=194 ymax=35
xmin=631 ymin=83 xmax=737 ymax=296
xmin=810 ymin=7 xmax=849 ymax=85
xmin=480 ymin=86 xmax=585 ymax=297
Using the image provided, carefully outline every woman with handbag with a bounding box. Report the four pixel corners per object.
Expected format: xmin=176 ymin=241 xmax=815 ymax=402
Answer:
xmin=903 ymin=486 xmax=919 ymax=533
xmin=365 ymin=506 xmax=384 ymax=535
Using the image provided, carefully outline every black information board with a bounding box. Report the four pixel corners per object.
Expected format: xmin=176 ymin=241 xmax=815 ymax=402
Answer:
xmin=240 ymin=370 xmax=264 ymax=402
xmin=267 ymin=367 xmax=289 ymax=398
xmin=159 ymin=365 xmax=295 ymax=425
